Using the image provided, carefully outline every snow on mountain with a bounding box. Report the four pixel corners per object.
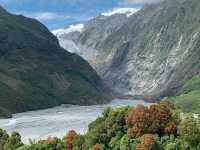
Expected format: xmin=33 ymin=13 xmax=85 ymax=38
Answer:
xmin=101 ymin=8 xmax=139 ymax=17
xmin=52 ymin=24 xmax=84 ymax=36
xmin=52 ymin=8 xmax=139 ymax=37
xmin=52 ymin=8 xmax=139 ymax=54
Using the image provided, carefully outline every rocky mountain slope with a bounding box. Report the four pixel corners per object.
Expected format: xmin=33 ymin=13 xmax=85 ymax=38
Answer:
xmin=53 ymin=0 xmax=200 ymax=98
xmin=0 ymin=6 xmax=111 ymax=117
xmin=52 ymin=8 xmax=139 ymax=73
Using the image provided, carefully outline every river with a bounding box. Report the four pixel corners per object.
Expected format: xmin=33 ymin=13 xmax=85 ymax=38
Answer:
xmin=0 ymin=99 xmax=151 ymax=143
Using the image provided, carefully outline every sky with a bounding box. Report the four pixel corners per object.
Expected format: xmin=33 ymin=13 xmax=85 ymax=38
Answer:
xmin=0 ymin=0 xmax=160 ymax=30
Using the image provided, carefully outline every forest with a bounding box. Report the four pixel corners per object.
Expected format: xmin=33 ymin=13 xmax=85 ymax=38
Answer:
xmin=1 ymin=100 xmax=200 ymax=150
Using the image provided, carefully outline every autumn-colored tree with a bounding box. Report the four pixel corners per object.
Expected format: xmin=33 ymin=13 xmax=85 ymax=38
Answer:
xmin=164 ymin=122 xmax=177 ymax=135
xmin=46 ymin=136 xmax=53 ymax=145
xmin=135 ymin=134 xmax=155 ymax=150
xmin=64 ymin=130 xmax=76 ymax=150
xmin=92 ymin=144 xmax=101 ymax=150
xmin=126 ymin=104 xmax=173 ymax=138
xmin=141 ymin=134 xmax=155 ymax=149
xmin=126 ymin=104 xmax=149 ymax=138
xmin=135 ymin=144 xmax=144 ymax=150
xmin=127 ymin=127 xmax=141 ymax=138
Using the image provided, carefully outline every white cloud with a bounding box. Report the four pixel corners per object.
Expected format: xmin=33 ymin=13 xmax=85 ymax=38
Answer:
xmin=34 ymin=12 xmax=70 ymax=21
xmin=13 ymin=11 xmax=71 ymax=21
xmin=102 ymin=8 xmax=139 ymax=17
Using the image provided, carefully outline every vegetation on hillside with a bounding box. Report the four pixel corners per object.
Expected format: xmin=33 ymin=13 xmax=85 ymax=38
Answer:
xmin=1 ymin=100 xmax=200 ymax=150
xmin=168 ymin=75 xmax=200 ymax=113
xmin=0 ymin=6 xmax=112 ymax=118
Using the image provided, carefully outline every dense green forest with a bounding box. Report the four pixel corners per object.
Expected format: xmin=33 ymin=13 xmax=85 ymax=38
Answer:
xmin=1 ymin=100 xmax=200 ymax=150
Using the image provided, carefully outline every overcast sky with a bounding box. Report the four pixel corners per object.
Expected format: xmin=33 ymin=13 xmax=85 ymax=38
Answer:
xmin=0 ymin=0 xmax=160 ymax=30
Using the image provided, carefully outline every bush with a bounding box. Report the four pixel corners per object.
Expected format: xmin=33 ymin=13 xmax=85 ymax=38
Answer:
xmin=135 ymin=134 xmax=156 ymax=150
xmin=177 ymin=115 xmax=200 ymax=148
xmin=64 ymin=130 xmax=77 ymax=150
xmin=83 ymin=107 xmax=130 ymax=149
xmin=0 ymin=130 xmax=23 ymax=150
xmin=126 ymin=103 xmax=174 ymax=138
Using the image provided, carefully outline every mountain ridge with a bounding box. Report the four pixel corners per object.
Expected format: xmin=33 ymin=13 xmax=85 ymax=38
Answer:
xmin=0 ymin=5 xmax=112 ymax=118
xmin=53 ymin=0 xmax=200 ymax=99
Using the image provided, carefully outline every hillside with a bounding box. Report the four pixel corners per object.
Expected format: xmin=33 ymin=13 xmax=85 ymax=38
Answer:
xmin=52 ymin=8 xmax=139 ymax=74
xmin=0 ymin=6 xmax=111 ymax=118
xmin=54 ymin=0 xmax=200 ymax=99
xmin=170 ymin=75 xmax=200 ymax=113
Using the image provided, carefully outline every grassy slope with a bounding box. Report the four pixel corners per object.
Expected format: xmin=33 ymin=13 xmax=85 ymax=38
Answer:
xmin=171 ymin=75 xmax=200 ymax=113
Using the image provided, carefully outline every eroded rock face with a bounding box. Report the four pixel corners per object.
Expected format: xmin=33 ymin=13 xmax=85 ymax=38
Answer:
xmin=53 ymin=0 xmax=200 ymax=98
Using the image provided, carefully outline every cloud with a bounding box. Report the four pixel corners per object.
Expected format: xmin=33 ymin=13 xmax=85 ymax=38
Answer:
xmin=34 ymin=12 xmax=70 ymax=21
xmin=14 ymin=11 xmax=71 ymax=21
xmin=0 ymin=0 xmax=148 ymax=29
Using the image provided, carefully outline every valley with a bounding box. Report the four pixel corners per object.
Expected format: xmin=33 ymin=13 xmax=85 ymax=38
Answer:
xmin=0 ymin=99 xmax=151 ymax=143
xmin=0 ymin=0 xmax=199 ymax=149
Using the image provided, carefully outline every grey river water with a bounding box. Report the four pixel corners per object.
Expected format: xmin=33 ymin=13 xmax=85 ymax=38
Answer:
xmin=0 ymin=99 xmax=151 ymax=143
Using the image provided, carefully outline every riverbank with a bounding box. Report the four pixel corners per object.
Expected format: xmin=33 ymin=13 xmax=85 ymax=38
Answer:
xmin=0 ymin=99 xmax=152 ymax=143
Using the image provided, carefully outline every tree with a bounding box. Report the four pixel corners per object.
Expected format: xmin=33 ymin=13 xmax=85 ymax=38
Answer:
xmin=126 ymin=104 xmax=173 ymax=138
xmin=0 ymin=129 xmax=9 ymax=149
xmin=160 ymin=99 xmax=182 ymax=125
xmin=92 ymin=144 xmax=101 ymax=150
xmin=108 ymin=133 xmax=122 ymax=150
xmin=3 ymin=132 xmax=23 ymax=150
xmin=135 ymin=134 xmax=155 ymax=150
xmin=84 ymin=107 xmax=130 ymax=149
xmin=72 ymin=134 xmax=85 ymax=150
xmin=119 ymin=134 xmax=137 ymax=150
xmin=164 ymin=122 xmax=177 ymax=136
xmin=177 ymin=115 xmax=200 ymax=148
xmin=46 ymin=136 xmax=53 ymax=145
xmin=64 ymin=130 xmax=77 ymax=150
xmin=135 ymin=144 xmax=144 ymax=150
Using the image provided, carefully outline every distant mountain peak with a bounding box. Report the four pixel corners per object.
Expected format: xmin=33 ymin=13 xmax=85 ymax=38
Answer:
xmin=101 ymin=8 xmax=139 ymax=17
xmin=52 ymin=8 xmax=139 ymax=36
xmin=52 ymin=24 xmax=84 ymax=36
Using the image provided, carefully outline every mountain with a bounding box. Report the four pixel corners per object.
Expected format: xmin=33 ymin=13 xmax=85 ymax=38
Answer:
xmin=52 ymin=7 xmax=140 ymax=74
xmin=53 ymin=0 xmax=200 ymax=99
xmin=0 ymin=6 xmax=112 ymax=118
xmin=52 ymin=24 xmax=84 ymax=54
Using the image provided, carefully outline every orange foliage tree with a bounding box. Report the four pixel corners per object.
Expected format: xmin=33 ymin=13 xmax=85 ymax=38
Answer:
xmin=164 ymin=122 xmax=177 ymax=135
xmin=92 ymin=144 xmax=101 ymax=150
xmin=46 ymin=136 xmax=53 ymax=145
xmin=64 ymin=130 xmax=77 ymax=150
xmin=136 ymin=134 xmax=155 ymax=150
xmin=126 ymin=104 xmax=173 ymax=138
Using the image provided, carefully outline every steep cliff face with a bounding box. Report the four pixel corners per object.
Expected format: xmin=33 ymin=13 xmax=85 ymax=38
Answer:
xmin=0 ymin=6 xmax=111 ymax=116
xmin=53 ymin=8 xmax=139 ymax=74
xmin=101 ymin=0 xmax=200 ymax=97
xmin=54 ymin=0 xmax=200 ymax=98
